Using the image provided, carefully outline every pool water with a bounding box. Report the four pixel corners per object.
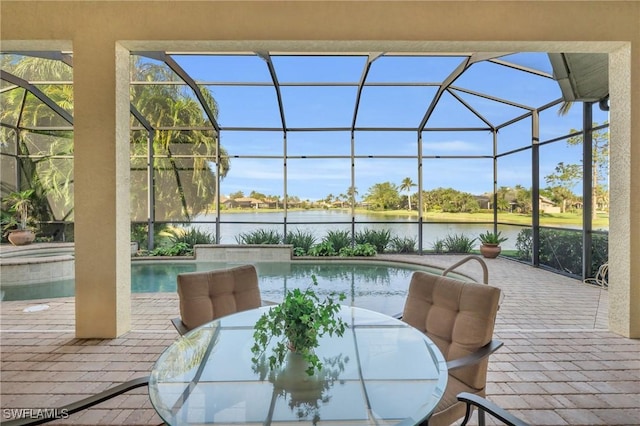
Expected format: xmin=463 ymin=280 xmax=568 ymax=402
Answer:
xmin=1 ymin=261 xmax=452 ymax=315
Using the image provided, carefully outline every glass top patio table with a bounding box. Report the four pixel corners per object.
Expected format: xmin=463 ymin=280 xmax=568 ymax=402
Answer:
xmin=149 ymin=305 xmax=448 ymax=425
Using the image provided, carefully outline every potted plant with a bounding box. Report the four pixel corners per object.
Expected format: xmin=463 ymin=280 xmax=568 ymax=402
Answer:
xmin=2 ymin=189 xmax=37 ymax=246
xmin=478 ymin=230 xmax=508 ymax=259
xmin=251 ymin=275 xmax=347 ymax=376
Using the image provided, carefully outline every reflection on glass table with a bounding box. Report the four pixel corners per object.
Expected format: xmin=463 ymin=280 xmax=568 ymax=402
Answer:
xmin=149 ymin=306 xmax=448 ymax=425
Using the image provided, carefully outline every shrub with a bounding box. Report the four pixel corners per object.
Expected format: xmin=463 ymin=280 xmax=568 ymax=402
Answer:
xmin=389 ymin=236 xmax=417 ymax=253
xmin=322 ymin=230 xmax=351 ymax=252
xmin=515 ymin=228 xmax=608 ymax=277
xmin=292 ymin=247 xmax=306 ymax=257
xmin=286 ymin=229 xmax=317 ymax=255
xmin=590 ymin=233 xmax=609 ymax=274
xmin=131 ymin=223 xmax=169 ymax=250
xmin=149 ymin=242 xmax=193 ymax=256
xmin=353 ymin=243 xmax=377 ymax=257
xmin=355 ymin=228 xmax=391 ymax=253
xmin=134 ymin=224 xmax=212 ymax=256
xmin=308 ymin=241 xmax=337 ymax=256
xmin=339 ymin=243 xmax=376 ymax=257
xmin=431 ymin=239 xmax=445 ymax=253
xmin=236 ymin=228 xmax=283 ymax=244
xmin=431 ymin=235 xmax=477 ymax=254
xmin=515 ymin=229 xmax=533 ymax=260
xmin=164 ymin=226 xmax=215 ymax=246
xmin=338 ymin=246 xmax=354 ymax=257
xmin=442 ymin=233 xmax=476 ymax=253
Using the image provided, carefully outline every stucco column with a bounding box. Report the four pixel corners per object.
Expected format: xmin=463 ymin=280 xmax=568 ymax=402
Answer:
xmin=609 ymin=44 xmax=640 ymax=338
xmin=74 ymin=40 xmax=131 ymax=338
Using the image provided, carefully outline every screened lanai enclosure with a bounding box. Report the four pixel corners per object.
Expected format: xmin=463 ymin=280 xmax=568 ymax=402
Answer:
xmin=1 ymin=51 xmax=609 ymax=280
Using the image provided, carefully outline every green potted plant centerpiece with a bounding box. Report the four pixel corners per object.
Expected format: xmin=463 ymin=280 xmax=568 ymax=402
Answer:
xmin=478 ymin=230 xmax=508 ymax=259
xmin=251 ymin=275 xmax=347 ymax=376
xmin=2 ymin=189 xmax=37 ymax=246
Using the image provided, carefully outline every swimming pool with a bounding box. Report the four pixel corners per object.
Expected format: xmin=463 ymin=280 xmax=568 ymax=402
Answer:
xmin=1 ymin=260 xmax=462 ymax=315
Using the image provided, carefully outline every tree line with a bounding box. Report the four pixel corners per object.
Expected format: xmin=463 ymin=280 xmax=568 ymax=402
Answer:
xmin=225 ymin=123 xmax=609 ymax=215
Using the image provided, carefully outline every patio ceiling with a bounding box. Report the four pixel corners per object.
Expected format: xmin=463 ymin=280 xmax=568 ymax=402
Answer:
xmin=548 ymin=53 xmax=609 ymax=103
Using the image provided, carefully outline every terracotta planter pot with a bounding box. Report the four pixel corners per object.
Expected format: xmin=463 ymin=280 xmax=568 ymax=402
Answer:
xmin=7 ymin=229 xmax=36 ymax=246
xmin=480 ymin=243 xmax=501 ymax=259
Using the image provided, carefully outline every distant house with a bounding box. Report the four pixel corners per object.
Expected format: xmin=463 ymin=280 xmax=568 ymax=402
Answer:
xmin=476 ymin=193 xmax=561 ymax=213
xmin=259 ymin=198 xmax=278 ymax=209
xmin=225 ymin=197 xmax=262 ymax=209
xmin=539 ymin=196 xmax=561 ymax=213
xmin=474 ymin=195 xmax=491 ymax=210
xmin=223 ymin=197 xmax=281 ymax=209
xmin=286 ymin=199 xmax=302 ymax=208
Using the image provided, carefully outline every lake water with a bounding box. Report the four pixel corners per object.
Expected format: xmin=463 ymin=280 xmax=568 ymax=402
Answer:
xmin=193 ymin=210 xmax=525 ymax=250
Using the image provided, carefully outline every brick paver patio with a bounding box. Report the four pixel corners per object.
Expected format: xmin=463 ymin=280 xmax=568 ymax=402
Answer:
xmin=1 ymin=255 xmax=638 ymax=425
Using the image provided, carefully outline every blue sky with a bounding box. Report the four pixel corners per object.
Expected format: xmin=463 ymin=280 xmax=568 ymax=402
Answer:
xmin=169 ymin=52 xmax=609 ymax=201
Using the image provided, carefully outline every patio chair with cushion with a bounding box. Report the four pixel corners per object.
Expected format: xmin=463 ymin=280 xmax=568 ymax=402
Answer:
xmin=171 ymin=264 xmax=263 ymax=335
xmin=400 ymin=271 xmax=503 ymax=426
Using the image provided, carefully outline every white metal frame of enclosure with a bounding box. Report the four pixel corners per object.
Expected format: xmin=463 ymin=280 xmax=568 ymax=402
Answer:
xmin=1 ymin=51 xmax=609 ymax=279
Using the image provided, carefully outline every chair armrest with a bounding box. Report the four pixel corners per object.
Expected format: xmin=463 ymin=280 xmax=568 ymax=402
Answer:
xmin=2 ymin=376 xmax=150 ymax=426
xmin=171 ymin=317 xmax=189 ymax=335
xmin=446 ymin=340 xmax=503 ymax=371
xmin=457 ymin=392 xmax=529 ymax=426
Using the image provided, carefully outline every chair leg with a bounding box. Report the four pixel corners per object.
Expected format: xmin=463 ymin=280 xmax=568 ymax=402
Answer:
xmin=459 ymin=406 xmax=485 ymax=426
xmin=460 ymin=403 xmax=474 ymax=426
xmin=478 ymin=408 xmax=486 ymax=426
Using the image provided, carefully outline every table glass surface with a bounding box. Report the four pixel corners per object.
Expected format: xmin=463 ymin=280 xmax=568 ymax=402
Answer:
xmin=149 ymin=306 xmax=447 ymax=425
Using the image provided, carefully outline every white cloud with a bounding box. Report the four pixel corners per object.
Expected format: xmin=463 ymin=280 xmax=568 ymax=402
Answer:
xmin=423 ymin=139 xmax=488 ymax=153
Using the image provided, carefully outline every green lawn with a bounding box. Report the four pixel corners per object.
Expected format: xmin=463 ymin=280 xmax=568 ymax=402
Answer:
xmin=355 ymin=209 xmax=609 ymax=228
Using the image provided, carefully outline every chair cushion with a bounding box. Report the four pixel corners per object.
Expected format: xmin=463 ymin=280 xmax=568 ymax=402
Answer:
xmin=177 ymin=264 xmax=261 ymax=331
xmin=402 ymin=271 xmax=501 ymax=390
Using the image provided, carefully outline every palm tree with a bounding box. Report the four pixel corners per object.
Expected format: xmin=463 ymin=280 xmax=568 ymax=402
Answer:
xmin=495 ymin=186 xmax=512 ymax=212
xmin=130 ymin=58 xmax=229 ymax=222
xmin=269 ymin=194 xmax=281 ymax=209
xmin=514 ymin=185 xmax=533 ymax=214
xmin=2 ymin=189 xmax=35 ymax=230
xmin=399 ymin=177 xmax=417 ymax=210
xmin=557 ymin=100 xmax=610 ymax=221
xmin=1 ymin=55 xmax=75 ymax=224
xmin=2 ymin=55 xmax=229 ymax=234
xmin=324 ymin=194 xmax=334 ymax=205
xmin=346 ymin=186 xmax=358 ymax=207
xmin=566 ymin=123 xmax=609 ymax=221
xmin=558 ymin=101 xmax=574 ymax=116
xmin=337 ymin=193 xmax=347 ymax=208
